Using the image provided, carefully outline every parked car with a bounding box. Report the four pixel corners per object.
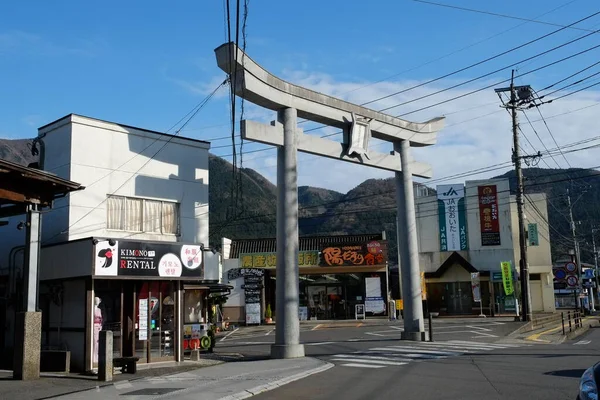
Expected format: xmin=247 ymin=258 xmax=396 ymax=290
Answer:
xmin=578 ymin=362 xmax=599 ymax=400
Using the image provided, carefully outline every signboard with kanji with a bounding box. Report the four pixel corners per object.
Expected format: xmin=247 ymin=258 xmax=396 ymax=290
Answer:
xmin=437 ymin=184 xmax=468 ymax=251
xmin=239 ymin=251 xmax=319 ymax=269
xmin=320 ymin=241 xmax=388 ymax=267
xmin=500 ymin=261 xmax=514 ymax=295
xmin=478 ymin=185 xmax=501 ymax=246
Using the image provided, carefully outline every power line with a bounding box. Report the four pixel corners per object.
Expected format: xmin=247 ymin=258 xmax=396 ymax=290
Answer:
xmin=211 ymin=163 xmax=600 ymax=231
xmin=411 ymin=0 xmax=593 ymax=32
xmin=42 ymin=81 xmax=225 ymax=244
xmin=365 ymin=11 xmax=600 ymax=110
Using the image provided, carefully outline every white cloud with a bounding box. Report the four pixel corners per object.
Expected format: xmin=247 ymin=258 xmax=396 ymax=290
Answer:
xmin=22 ymin=114 xmax=43 ymax=127
xmin=170 ymin=74 xmax=230 ymax=98
xmin=236 ymin=71 xmax=600 ymax=194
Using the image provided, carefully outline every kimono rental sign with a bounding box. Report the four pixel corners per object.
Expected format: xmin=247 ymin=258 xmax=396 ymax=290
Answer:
xmin=437 ymin=184 xmax=468 ymax=251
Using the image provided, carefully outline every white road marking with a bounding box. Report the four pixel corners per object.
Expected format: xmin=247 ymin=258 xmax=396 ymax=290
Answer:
xmin=470 ymin=331 xmax=499 ymax=338
xmin=381 ymin=346 xmax=460 ymax=356
xmin=365 ymin=332 xmax=386 ymax=337
xmin=311 ymin=324 xmax=322 ymax=331
xmin=113 ymin=381 xmax=133 ymax=389
xmin=265 ymin=329 xmax=273 ymax=336
xmin=340 ymin=363 xmax=385 ymax=368
xmin=219 ymin=327 xmax=239 ymax=342
xmin=574 ymin=340 xmax=591 ymax=345
xmin=329 ymin=340 xmax=527 ymax=370
xmin=305 ymin=342 xmax=335 ymax=346
xmin=334 ymin=354 xmax=413 ymax=363
xmin=331 ymin=358 xmax=407 ymax=366
xmin=389 ymin=326 xmax=404 ymax=331
xmin=448 ymin=340 xmax=520 ymax=348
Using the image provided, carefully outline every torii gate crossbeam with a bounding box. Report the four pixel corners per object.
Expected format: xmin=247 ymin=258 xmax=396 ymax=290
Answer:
xmin=215 ymin=42 xmax=445 ymax=358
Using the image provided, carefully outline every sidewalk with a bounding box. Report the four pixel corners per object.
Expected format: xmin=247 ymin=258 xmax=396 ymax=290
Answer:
xmin=52 ymin=357 xmax=331 ymax=400
xmin=510 ymin=315 xmax=600 ymax=344
xmin=0 ymin=358 xmax=222 ymax=400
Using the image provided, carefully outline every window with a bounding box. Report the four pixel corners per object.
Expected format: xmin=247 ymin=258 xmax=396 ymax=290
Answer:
xmin=107 ymin=195 xmax=180 ymax=235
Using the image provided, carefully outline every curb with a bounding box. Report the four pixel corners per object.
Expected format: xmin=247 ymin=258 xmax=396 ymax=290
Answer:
xmin=217 ymin=360 xmax=334 ymax=400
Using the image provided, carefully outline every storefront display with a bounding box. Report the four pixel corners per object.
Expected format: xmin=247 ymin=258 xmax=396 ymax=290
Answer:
xmin=93 ymin=297 xmax=103 ymax=364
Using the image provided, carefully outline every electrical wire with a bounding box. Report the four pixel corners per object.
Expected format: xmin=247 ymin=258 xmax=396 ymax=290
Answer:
xmin=410 ymin=0 xmax=593 ymax=32
xmin=42 ymin=81 xmax=225 ymax=244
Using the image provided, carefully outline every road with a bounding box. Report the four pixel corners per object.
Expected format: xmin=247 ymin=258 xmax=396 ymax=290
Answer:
xmin=215 ymin=319 xmax=600 ymax=400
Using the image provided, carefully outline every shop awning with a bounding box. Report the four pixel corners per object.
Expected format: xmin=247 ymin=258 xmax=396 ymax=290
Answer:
xmin=183 ymin=282 xmax=233 ymax=294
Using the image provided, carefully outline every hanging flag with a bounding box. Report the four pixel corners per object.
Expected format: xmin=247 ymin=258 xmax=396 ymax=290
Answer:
xmin=501 ymin=261 xmax=514 ymax=296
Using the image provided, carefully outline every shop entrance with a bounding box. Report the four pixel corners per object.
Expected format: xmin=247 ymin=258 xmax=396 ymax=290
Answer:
xmin=445 ymin=282 xmax=472 ymax=315
xmin=305 ymin=285 xmax=344 ymax=320
xmin=95 ymin=280 xmax=176 ymax=366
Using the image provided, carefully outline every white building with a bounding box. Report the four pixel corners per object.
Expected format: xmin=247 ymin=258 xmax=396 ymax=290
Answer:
xmin=1 ymin=114 xmax=227 ymax=372
xmin=416 ymin=178 xmax=555 ymax=316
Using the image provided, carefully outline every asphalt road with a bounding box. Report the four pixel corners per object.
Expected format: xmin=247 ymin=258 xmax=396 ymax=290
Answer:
xmin=215 ymin=318 xmax=523 ymax=358
xmin=216 ymin=319 xmax=600 ymax=400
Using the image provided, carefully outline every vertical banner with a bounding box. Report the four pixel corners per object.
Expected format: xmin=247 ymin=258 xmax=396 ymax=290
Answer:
xmin=528 ymin=223 xmax=539 ymax=246
xmin=437 ymin=184 xmax=468 ymax=251
xmin=478 ymin=185 xmax=501 ymax=246
xmin=471 ymin=272 xmax=481 ymax=302
xmin=501 ymin=261 xmax=514 ymax=295
xmin=421 ymin=272 xmax=427 ymax=300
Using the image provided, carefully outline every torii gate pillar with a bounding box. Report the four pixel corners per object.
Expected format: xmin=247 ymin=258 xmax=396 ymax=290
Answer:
xmin=272 ymin=107 xmax=304 ymax=359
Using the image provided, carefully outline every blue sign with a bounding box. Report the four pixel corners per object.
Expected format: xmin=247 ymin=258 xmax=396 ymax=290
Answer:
xmin=584 ymin=269 xmax=595 ymax=279
xmin=554 ymin=268 xmax=567 ymax=280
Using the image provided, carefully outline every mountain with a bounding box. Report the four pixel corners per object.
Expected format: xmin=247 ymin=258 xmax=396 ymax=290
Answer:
xmin=495 ymin=168 xmax=600 ymax=264
xmin=1 ymin=138 xmax=597 ymax=264
xmin=0 ymin=139 xmax=35 ymax=166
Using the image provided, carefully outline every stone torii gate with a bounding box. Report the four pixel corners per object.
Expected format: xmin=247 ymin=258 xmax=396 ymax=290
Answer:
xmin=215 ymin=42 xmax=445 ymax=358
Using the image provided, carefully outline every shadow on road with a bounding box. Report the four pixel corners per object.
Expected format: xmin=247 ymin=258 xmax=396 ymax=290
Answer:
xmin=544 ymin=368 xmax=586 ymax=378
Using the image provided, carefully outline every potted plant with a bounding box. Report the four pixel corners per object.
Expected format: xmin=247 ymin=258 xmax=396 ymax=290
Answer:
xmin=265 ymin=304 xmax=273 ymax=324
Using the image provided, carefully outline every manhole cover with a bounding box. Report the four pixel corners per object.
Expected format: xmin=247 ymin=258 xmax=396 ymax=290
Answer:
xmin=121 ymin=388 xmax=184 ymax=396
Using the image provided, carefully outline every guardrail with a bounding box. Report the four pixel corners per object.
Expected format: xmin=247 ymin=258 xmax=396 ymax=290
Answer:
xmin=527 ymin=311 xmax=583 ymax=336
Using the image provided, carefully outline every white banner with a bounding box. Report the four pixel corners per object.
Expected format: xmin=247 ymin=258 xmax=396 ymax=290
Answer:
xmin=471 ymin=272 xmax=481 ymax=303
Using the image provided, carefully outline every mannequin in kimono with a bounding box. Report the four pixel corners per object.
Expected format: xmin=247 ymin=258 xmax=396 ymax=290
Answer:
xmin=93 ymin=297 xmax=103 ymax=364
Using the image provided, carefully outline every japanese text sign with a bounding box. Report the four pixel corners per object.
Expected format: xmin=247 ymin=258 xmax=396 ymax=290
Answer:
xmin=239 ymin=251 xmax=319 ymax=269
xmin=320 ymin=241 xmax=388 ymax=267
xmin=478 ymin=185 xmax=501 ymax=246
xmin=437 ymin=184 xmax=468 ymax=251
xmin=500 ymin=261 xmax=514 ymax=296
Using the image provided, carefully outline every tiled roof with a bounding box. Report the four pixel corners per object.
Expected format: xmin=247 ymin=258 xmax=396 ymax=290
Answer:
xmin=229 ymin=233 xmax=384 ymax=258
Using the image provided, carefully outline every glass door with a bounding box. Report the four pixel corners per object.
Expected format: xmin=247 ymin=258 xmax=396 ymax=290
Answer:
xmin=149 ymin=282 xmax=175 ymax=362
xmin=135 ymin=282 xmax=176 ymax=363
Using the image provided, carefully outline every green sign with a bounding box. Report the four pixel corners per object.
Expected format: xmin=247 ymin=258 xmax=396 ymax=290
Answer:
xmin=501 ymin=261 xmax=514 ymax=296
xmin=528 ymin=223 xmax=539 ymax=246
xmin=240 ymin=251 xmax=319 ymax=268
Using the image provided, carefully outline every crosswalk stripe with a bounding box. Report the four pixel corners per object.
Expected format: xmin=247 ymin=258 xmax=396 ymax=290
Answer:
xmin=447 ymin=340 xmax=518 ymax=348
xmin=372 ymin=347 xmax=459 ymax=356
xmin=333 ymin=354 xmax=413 ymax=363
xmin=368 ymin=349 xmax=446 ymax=359
xmin=411 ymin=342 xmax=501 ymax=351
xmin=331 ymin=358 xmax=407 ymax=366
xmin=340 ymin=363 xmax=385 ymax=368
xmin=417 ymin=341 xmax=511 ymax=350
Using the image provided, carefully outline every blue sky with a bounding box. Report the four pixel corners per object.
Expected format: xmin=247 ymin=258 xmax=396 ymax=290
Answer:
xmin=2 ymin=0 xmax=600 ymax=192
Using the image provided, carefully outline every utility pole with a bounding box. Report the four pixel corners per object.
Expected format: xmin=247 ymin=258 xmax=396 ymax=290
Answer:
xmin=592 ymin=227 xmax=600 ymax=307
xmin=495 ymin=70 xmax=533 ymax=322
xmin=567 ymin=189 xmax=584 ymax=313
